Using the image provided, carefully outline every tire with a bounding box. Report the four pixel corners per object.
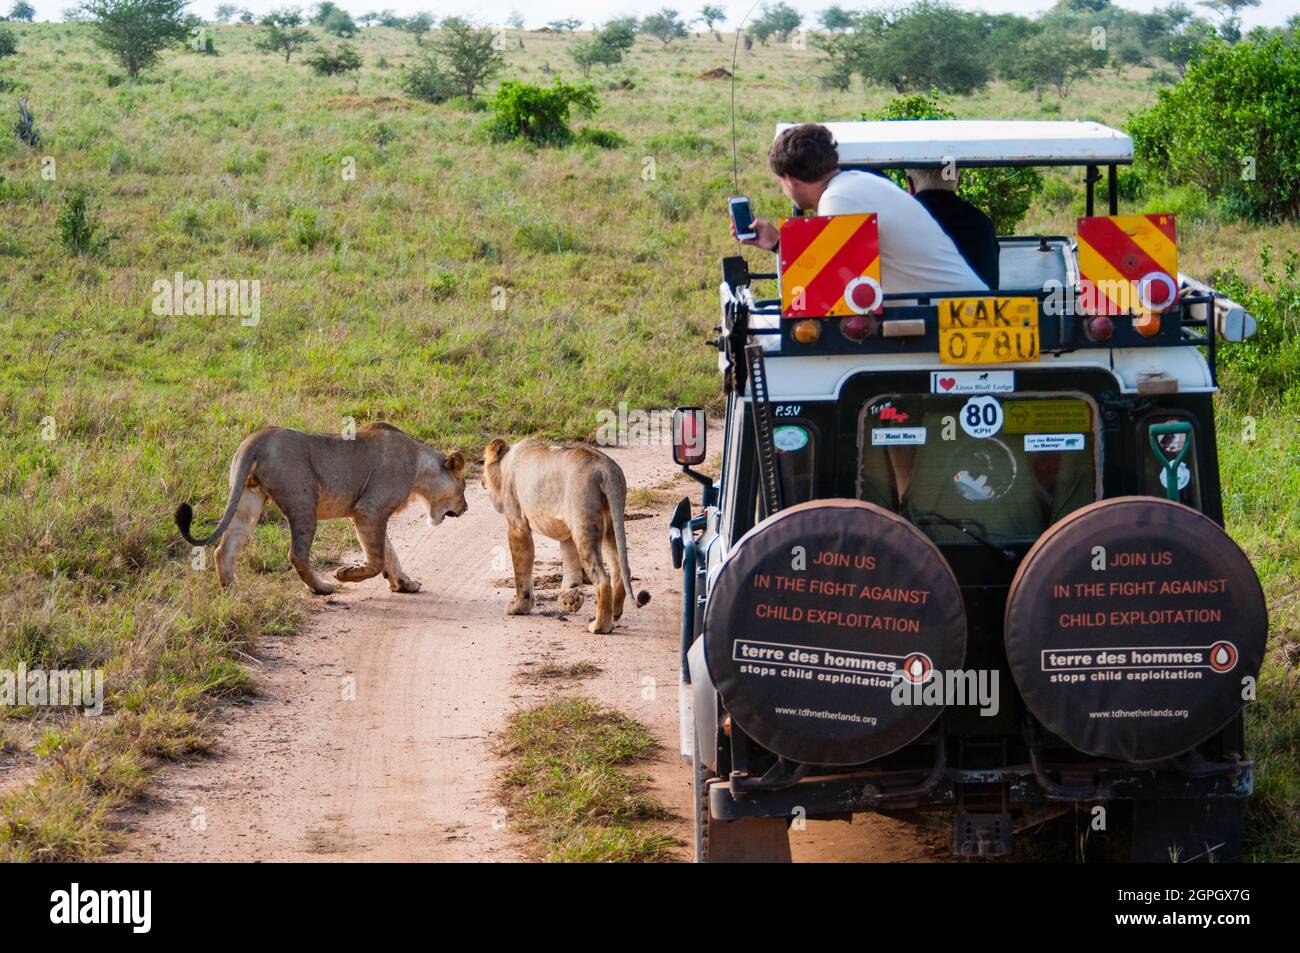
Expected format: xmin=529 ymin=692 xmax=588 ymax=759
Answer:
xmin=694 ymin=726 xmax=792 ymax=863
xmin=1129 ymin=799 xmax=1244 ymax=863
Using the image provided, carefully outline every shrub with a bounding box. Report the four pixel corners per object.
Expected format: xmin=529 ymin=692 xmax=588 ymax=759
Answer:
xmin=0 ymin=27 xmax=18 ymax=58
xmin=1128 ymin=35 xmax=1300 ymax=221
xmin=575 ymin=127 xmax=624 ymax=149
xmin=871 ymin=94 xmax=1043 ymax=233
xmin=304 ymin=42 xmax=361 ymax=77
xmin=400 ymin=53 xmax=459 ymax=103
xmin=1213 ymin=246 xmax=1300 ymax=405
xmin=289 ymin=206 xmax=332 ymax=250
xmin=486 ymin=80 xmax=600 ymax=146
xmin=57 ymin=190 xmax=111 ymax=257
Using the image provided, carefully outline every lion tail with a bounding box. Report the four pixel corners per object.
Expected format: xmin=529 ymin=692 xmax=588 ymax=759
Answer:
xmin=602 ymin=465 xmax=650 ymax=609
xmin=175 ymin=445 xmax=258 ymax=547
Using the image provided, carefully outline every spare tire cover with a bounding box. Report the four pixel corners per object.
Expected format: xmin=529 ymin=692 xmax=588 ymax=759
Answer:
xmin=704 ymin=499 xmax=966 ymax=766
xmin=1005 ymin=496 xmax=1267 ymax=763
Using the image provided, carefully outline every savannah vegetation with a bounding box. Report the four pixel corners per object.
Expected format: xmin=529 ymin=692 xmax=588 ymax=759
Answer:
xmin=0 ymin=1 xmax=1297 ymax=861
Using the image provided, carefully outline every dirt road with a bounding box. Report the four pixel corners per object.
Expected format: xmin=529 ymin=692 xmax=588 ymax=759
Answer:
xmin=116 ymin=439 xmax=941 ymax=863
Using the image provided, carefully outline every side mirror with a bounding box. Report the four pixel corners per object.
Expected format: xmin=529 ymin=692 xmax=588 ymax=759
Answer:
xmin=672 ymin=407 xmax=707 ymax=467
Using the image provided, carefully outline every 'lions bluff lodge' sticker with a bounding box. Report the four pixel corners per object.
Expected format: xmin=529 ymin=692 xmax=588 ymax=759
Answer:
xmin=1005 ymin=497 xmax=1267 ymax=763
xmin=704 ymin=500 xmax=966 ymax=765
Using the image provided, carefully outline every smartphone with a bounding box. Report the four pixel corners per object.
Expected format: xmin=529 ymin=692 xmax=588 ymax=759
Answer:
xmin=729 ymin=196 xmax=757 ymax=241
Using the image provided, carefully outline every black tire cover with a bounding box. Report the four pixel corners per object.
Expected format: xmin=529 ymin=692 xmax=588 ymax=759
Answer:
xmin=704 ymin=499 xmax=966 ymax=766
xmin=1005 ymin=496 xmax=1267 ymax=763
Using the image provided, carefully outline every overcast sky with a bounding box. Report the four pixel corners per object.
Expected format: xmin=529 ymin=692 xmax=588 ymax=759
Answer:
xmin=21 ymin=0 xmax=1300 ymax=31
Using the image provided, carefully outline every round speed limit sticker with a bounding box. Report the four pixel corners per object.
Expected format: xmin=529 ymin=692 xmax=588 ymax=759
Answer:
xmin=960 ymin=396 xmax=1003 ymax=439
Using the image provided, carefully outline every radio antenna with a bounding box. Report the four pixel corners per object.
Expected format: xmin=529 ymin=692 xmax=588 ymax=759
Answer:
xmin=731 ymin=0 xmax=763 ymax=196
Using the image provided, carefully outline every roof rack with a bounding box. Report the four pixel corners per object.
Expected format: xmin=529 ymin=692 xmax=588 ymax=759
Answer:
xmin=776 ymin=119 xmax=1135 ymax=169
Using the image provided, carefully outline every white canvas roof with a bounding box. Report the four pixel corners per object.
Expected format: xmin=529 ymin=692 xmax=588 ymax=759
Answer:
xmin=774 ymin=120 xmax=1134 ymax=167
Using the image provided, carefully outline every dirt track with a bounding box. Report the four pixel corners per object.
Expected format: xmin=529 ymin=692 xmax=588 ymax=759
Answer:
xmin=115 ymin=439 xmax=942 ymax=863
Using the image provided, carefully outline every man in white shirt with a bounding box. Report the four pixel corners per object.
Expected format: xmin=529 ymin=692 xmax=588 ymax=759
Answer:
xmin=735 ymin=123 xmax=988 ymax=295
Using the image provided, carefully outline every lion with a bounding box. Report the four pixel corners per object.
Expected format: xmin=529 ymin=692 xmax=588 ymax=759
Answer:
xmin=175 ymin=423 xmax=467 ymax=595
xmin=481 ymin=438 xmax=650 ymax=634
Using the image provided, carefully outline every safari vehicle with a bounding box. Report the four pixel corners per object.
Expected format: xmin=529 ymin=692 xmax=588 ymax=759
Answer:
xmin=668 ymin=120 xmax=1268 ymax=863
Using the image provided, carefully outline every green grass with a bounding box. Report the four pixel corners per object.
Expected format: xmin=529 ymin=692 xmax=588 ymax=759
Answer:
xmin=0 ymin=21 xmax=1296 ymax=861
xmin=497 ymin=696 xmax=677 ymax=862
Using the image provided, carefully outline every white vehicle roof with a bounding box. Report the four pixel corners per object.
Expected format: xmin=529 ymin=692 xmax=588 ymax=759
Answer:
xmin=774 ymin=120 xmax=1134 ymax=168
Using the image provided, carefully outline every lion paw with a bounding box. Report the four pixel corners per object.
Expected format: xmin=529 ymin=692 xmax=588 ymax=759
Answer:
xmin=557 ymin=587 xmax=584 ymax=613
xmin=507 ymin=594 xmax=534 ymax=615
xmin=392 ymin=578 xmax=422 ymax=594
xmin=588 ymin=618 xmax=613 ymax=635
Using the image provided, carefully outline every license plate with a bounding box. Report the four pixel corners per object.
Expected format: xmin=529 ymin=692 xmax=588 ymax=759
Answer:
xmin=938 ymin=296 xmax=1040 ymax=364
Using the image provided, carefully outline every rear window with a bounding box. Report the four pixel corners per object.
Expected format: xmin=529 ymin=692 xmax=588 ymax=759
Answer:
xmin=857 ymin=393 xmax=1100 ymax=546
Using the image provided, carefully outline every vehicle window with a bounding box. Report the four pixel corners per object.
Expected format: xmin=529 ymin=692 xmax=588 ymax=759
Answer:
xmin=857 ymin=394 xmax=1100 ymax=546
xmin=1141 ymin=413 xmax=1201 ymax=509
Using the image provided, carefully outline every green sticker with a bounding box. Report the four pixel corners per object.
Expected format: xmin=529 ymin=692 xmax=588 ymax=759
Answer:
xmin=1004 ymin=400 xmax=1091 ymax=435
xmin=774 ymin=425 xmax=809 ymax=453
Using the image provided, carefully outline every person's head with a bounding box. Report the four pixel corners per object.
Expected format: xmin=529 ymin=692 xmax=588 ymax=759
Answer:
xmin=768 ymin=123 xmax=840 ymax=211
xmin=904 ymin=166 xmax=960 ymax=195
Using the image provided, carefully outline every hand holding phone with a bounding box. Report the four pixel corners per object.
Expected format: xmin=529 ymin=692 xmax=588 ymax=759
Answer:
xmin=729 ymin=196 xmax=757 ymax=242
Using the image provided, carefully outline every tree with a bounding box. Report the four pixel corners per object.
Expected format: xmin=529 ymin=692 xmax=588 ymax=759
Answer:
xmin=1198 ymin=0 xmax=1258 ymax=40
xmin=321 ymin=8 xmax=357 ymax=36
xmin=699 ymin=4 xmax=724 ymax=40
xmin=257 ymin=8 xmax=313 ymax=62
xmin=427 ymin=16 xmax=502 ymax=97
xmin=841 ymin=1 xmax=990 ymax=95
xmin=309 ymin=1 xmax=337 ymax=25
xmin=570 ymin=19 xmax=637 ymax=75
xmin=9 ymin=1 xmax=36 ymax=20
xmin=641 ymin=8 xmax=686 ymax=47
xmin=818 ymin=5 xmax=856 ymax=32
xmin=753 ymin=2 xmax=800 ymax=43
xmin=79 ymin=0 xmax=189 ymax=78
xmin=401 ymin=11 xmax=433 ymax=44
xmin=505 ymin=10 xmax=524 ymax=29
xmin=546 ymin=18 xmax=581 ymax=32
xmin=1002 ymin=23 xmax=1107 ymax=96
xmin=213 ymin=3 xmax=239 ymax=22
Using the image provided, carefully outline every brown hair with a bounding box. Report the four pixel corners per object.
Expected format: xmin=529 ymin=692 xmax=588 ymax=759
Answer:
xmin=768 ymin=123 xmax=839 ymax=182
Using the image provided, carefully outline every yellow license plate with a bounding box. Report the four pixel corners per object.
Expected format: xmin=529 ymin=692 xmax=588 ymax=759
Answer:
xmin=938 ymin=296 xmax=1040 ymax=364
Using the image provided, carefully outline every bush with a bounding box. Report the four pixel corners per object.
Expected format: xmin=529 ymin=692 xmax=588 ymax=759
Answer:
xmin=486 ymin=80 xmax=599 ymax=146
xmin=871 ymin=94 xmax=1043 ymax=233
xmin=57 ymin=190 xmax=111 ymax=257
xmin=304 ymin=42 xmax=361 ymax=77
xmin=0 ymin=27 xmax=18 ymax=58
xmin=401 ymin=53 xmax=459 ymax=103
xmin=575 ymin=127 xmax=624 ymax=149
xmin=1213 ymin=246 xmax=1300 ymax=405
xmin=1128 ymin=35 xmax=1300 ymax=221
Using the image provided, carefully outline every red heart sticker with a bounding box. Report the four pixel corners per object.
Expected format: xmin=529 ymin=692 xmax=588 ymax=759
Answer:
xmin=938 ymin=377 xmax=956 ymax=391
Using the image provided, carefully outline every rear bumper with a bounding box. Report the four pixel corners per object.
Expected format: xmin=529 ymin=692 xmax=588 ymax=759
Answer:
xmin=709 ymin=761 xmax=1253 ymax=821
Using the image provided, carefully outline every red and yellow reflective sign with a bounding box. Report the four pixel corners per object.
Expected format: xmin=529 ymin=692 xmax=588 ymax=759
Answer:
xmin=779 ymin=213 xmax=883 ymax=319
xmin=1077 ymin=214 xmax=1179 ymax=332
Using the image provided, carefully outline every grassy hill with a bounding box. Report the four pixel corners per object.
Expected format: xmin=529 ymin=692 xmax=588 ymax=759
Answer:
xmin=0 ymin=22 xmax=1295 ymax=860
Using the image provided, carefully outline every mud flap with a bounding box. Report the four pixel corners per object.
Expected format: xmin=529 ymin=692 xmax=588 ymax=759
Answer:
xmin=1130 ymin=799 xmax=1244 ymax=863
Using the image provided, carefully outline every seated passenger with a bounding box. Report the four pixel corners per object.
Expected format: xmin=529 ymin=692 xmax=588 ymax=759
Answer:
xmin=903 ymin=167 xmax=1000 ymax=291
xmin=734 ymin=123 xmax=988 ymax=296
